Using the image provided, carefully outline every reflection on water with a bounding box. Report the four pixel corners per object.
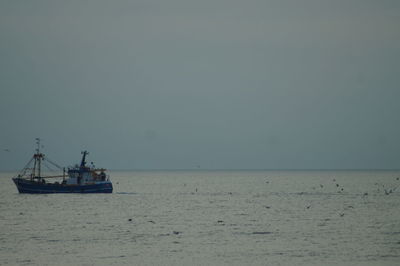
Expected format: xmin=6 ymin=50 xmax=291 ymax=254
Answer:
xmin=0 ymin=170 xmax=399 ymax=265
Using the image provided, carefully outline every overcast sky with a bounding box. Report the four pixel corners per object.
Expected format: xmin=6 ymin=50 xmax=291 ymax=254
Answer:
xmin=1 ymin=0 xmax=399 ymax=170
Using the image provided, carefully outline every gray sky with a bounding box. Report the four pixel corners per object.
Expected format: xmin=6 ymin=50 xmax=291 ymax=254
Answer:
xmin=1 ymin=0 xmax=400 ymax=170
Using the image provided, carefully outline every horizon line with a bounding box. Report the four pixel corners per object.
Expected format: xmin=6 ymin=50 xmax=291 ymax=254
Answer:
xmin=1 ymin=168 xmax=400 ymax=173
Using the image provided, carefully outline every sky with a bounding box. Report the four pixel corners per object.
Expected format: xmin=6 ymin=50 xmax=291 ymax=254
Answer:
xmin=1 ymin=0 xmax=400 ymax=170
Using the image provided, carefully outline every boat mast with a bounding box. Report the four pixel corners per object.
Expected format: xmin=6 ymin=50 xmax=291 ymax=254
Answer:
xmin=33 ymin=138 xmax=44 ymax=180
xmin=37 ymin=138 xmax=41 ymax=178
xmin=80 ymin=151 xmax=89 ymax=168
xmin=31 ymin=155 xmax=37 ymax=181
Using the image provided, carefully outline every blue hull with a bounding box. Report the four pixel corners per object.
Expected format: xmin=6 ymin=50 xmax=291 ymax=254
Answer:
xmin=13 ymin=178 xmax=113 ymax=194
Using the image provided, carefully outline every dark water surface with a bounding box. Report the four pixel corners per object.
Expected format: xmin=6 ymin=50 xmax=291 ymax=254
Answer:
xmin=1 ymin=170 xmax=399 ymax=265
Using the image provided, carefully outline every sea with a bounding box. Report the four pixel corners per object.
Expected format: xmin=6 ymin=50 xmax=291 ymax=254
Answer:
xmin=0 ymin=170 xmax=399 ymax=266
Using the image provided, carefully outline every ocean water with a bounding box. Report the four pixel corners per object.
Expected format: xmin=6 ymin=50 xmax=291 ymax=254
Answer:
xmin=0 ymin=170 xmax=399 ymax=266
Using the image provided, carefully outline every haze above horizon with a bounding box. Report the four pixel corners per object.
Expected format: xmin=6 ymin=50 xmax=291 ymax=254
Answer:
xmin=1 ymin=0 xmax=400 ymax=171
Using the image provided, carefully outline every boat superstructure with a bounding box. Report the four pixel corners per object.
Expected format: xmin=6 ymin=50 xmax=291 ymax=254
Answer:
xmin=12 ymin=139 xmax=113 ymax=193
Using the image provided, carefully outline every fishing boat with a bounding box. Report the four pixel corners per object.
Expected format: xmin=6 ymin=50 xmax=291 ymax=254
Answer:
xmin=12 ymin=139 xmax=113 ymax=193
